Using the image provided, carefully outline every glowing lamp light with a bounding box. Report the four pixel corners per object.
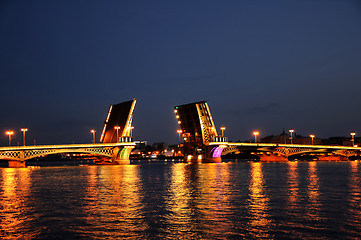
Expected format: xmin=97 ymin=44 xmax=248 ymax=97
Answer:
xmin=289 ymin=129 xmax=295 ymax=144
xmin=90 ymin=129 xmax=96 ymax=144
xmin=21 ymin=128 xmax=28 ymax=146
xmin=351 ymin=132 xmax=356 ymax=146
xmin=114 ymin=126 xmax=121 ymax=142
xmin=253 ymin=131 xmax=259 ymax=143
xmin=6 ymin=131 xmax=14 ymax=146
xmin=309 ymin=134 xmax=315 ymax=145
xmin=177 ymin=129 xmax=182 ymax=145
xmin=220 ymin=126 xmax=226 ymax=136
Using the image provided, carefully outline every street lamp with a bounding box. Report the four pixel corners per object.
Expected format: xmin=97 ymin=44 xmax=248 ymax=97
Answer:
xmin=351 ymin=132 xmax=356 ymax=146
xmin=253 ymin=131 xmax=259 ymax=143
xmin=21 ymin=128 xmax=28 ymax=146
xmin=177 ymin=129 xmax=182 ymax=146
xmin=220 ymin=126 xmax=226 ymax=137
xmin=289 ymin=129 xmax=294 ymax=144
xmin=90 ymin=129 xmax=96 ymax=144
xmin=114 ymin=126 xmax=120 ymax=142
xmin=310 ymin=134 xmax=315 ymax=145
xmin=6 ymin=131 xmax=14 ymax=146
xmin=130 ymin=126 xmax=134 ymax=138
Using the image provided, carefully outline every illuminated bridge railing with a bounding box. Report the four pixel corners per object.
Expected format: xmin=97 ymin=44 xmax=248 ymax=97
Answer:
xmin=227 ymin=142 xmax=361 ymax=150
xmin=119 ymin=137 xmax=133 ymax=143
xmin=0 ymin=142 xmax=135 ymax=153
xmin=212 ymin=136 xmax=228 ymax=143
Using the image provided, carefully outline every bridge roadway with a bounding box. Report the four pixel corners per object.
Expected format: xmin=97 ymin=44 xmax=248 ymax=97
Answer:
xmin=0 ymin=142 xmax=135 ymax=167
xmin=208 ymin=142 xmax=361 ymax=162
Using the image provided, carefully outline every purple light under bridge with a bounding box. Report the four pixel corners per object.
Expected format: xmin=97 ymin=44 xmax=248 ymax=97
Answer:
xmin=211 ymin=146 xmax=227 ymax=158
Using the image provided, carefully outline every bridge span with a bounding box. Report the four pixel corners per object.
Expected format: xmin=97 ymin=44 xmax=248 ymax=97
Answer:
xmin=0 ymin=141 xmax=135 ymax=167
xmin=1 ymin=99 xmax=137 ymax=167
xmin=209 ymin=142 xmax=361 ymax=162
xmin=175 ymin=101 xmax=361 ymax=163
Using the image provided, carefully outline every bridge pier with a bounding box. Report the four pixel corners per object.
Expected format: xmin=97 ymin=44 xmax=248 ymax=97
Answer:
xmin=8 ymin=160 xmax=26 ymax=168
xmin=317 ymin=155 xmax=349 ymax=161
xmin=256 ymin=153 xmax=288 ymax=162
xmin=184 ymin=145 xmax=225 ymax=163
xmin=113 ymin=146 xmax=134 ymax=165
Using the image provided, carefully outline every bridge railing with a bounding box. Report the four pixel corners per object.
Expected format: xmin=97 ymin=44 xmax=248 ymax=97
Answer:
xmin=119 ymin=137 xmax=133 ymax=143
xmin=212 ymin=136 xmax=228 ymax=143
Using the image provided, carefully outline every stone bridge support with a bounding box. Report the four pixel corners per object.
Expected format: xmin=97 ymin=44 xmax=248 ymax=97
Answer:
xmin=8 ymin=160 xmax=26 ymax=168
xmin=183 ymin=145 xmax=226 ymax=163
xmin=317 ymin=155 xmax=349 ymax=161
xmin=256 ymin=153 xmax=288 ymax=162
xmin=113 ymin=146 xmax=134 ymax=164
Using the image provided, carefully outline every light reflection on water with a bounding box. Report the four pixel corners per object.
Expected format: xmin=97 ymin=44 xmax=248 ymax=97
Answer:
xmin=1 ymin=162 xmax=361 ymax=239
xmin=247 ymin=162 xmax=272 ymax=239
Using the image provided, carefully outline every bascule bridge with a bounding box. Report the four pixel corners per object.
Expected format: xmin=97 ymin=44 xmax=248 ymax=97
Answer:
xmin=174 ymin=101 xmax=227 ymax=163
xmin=0 ymin=99 xmax=137 ymax=167
xmin=175 ymin=101 xmax=361 ymax=162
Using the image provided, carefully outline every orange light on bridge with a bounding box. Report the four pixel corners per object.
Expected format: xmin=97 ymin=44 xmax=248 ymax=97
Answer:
xmin=130 ymin=126 xmax=134 ymax=137
xmin=351 ymin=132 xmax=356 ymax=146
xmin=220 ymin=126 xmax=226 ymax=137
xmin=310 ymin=134 xmax=315 ymax=145
xmin=114 ymin=126 xmax=121 ymax=142
xmin=90 ymin=129 xmax=96 ymax=144
xmin=289 ymin=129 xmax=294 ymax=144
xmin=21 ymin=128 xmax=28 ymax=146
xmin=6 ymin=131 xmax=14 ymax=146
xmin=177 ymin=129 xmax=182 ymax=146
xmin=253 ymin=131 xmax=259 ymax=143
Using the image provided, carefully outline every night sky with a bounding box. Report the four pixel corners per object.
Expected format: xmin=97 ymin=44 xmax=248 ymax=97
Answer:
xmin=1 ymin=0 xmax=361 ymax=146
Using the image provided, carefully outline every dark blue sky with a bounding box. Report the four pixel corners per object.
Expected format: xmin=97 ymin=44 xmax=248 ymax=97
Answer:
xmin=1 ymin=0 xmax=361 ymax=146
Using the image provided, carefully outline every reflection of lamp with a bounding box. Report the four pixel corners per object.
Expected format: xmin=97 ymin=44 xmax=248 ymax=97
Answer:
xmin=253 ymin=131 xmax=259 ymax=143
xmin=21 ymin=128 xmax=28 ymax=146
xmin=351 ymin=132 xmax=356 ymax=146
xmin=289 ymin=129 xmax=294 ymax=144
xmin=90 ymin=129 xmax=96 ymax=144
xmin=310 ymin=134 xmax=315 ymax=145
xmin=6 ymin=131 xmax=14 ymax=146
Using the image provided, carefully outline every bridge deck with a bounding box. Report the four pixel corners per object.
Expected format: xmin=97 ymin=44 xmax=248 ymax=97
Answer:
xmin=209 ymin=142 xmax=361 ymax=150
xmin=0 ymin=142 xmax=135 ymax=152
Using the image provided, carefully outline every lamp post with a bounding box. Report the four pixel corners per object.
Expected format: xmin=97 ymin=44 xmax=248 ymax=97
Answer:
xmin=220 ymin=126 xmax=226 ymax=137
xmin=90 ymin=129 xmax=96 ymax=144
xmin=130 ymin=126 xmax=134 ymax=138
xmin=289 ymin=129 xmax=294 ymax=144
xmin=21 ymin=128 xmax=28 ymax=146
xmin=177 ymin=129 xmax=182 ymax=146
xmin=6 ymin=131 xmax=14 ymax=146
xmin=351 ymin=132 xmax=356 ymax=146
xmin=310 ymin=134 xmax=315 ymax=145
xmin=114 ymin=126 xmax=120 ymax=142
xmin=253 ymin=131 xmax=259 ymax=143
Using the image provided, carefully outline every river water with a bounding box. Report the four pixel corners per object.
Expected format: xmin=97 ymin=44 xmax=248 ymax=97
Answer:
xmin=1 ymin=161 xmax=361 ymax=239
